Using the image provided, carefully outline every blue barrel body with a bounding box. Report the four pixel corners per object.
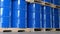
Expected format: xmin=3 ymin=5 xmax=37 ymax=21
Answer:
xmin=42 ymin=6 xmax=52 ymax=28
xmin=12 ymin=9 xmax=27 ymax=28
xmin=13 ymin=0 xmax=27 ymax=10
xmin=0 ymin=0 xmax=11 ymax=28
xmin=42 ymin=0 xmax=51 ymax=3
xmin=0 ymin=0 xmax=11 ymax=7
xmin=0 ymin=17 xmax=11 ymax=28
xmin=53 ymin=8 xmax=59 ymax=28
xmin=41 ymin=5 xmax=44 ymax=28
xmin=51 ymin=0 xmax=60 ymax=5
xmin=59 ymin=9 xmax=60 ymax=28
xmin=50 ymin=7 xmax=53 ymax=28
xmin=27 ymin=3 xmax=41 ymax=28
xmin=0 ymin=8 xmax=11 ymax=28
xmin=0 ymin=7 xmax=11 ymax=17
xmin=12 ymin=0 xmax=27 ymax=28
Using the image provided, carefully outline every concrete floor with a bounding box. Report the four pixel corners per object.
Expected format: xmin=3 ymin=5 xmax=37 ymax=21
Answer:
xmin=0 ymin=32 xmax=60 ymax=34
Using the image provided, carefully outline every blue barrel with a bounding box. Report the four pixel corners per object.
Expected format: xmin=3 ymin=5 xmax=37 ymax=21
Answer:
xmin=41 ymin=5 xmax=44 ymax=28
xmin=52 ymin=8 xmax=59 ymax=28
xmin=0 ymin=7 xmax=11 ymax=28
xmin=0 ymin=0 xmax=11 ymax=7
xmin=11 ymin=0 xmax=27 ymax=28
xmin=51 ymin=0 xmax=60 ymax=5
xmin=12 ymin=0 xmax=27 ymax=10
xmin=0 ymin=17 xmax=11 ymax=28
xmin=12 ymin=9 xmax=27 ymax=28
xmin=27 ymin=3 xmax=41 ymax=28
xmin=41 ymin=6 xmax=52 ymax=28
xmin=0 ymin=0 xmax=11 ymax=28
xmin=59 ymin=16 xmax=60 ymax=28
xmin=0 ymin=7 xmax=11 ymax=17
xmin=59 ymin=9 xmax=60 ymax=28
xmin=42 ymin=0 xmax=51 ymax=3
xmin=51 ymin=7 xmax=53 ymax=29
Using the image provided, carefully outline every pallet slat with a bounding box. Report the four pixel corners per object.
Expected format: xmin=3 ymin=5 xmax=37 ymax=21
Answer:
xmin=0 ymin=28 xmax=60 ymax=32
xmin=0 ymin=28 xmax=30 ymax=32
xmin=26 ymin=0 xmax=60 ymax=8
xmin=26 ymin=28 xmax=60 ymax=32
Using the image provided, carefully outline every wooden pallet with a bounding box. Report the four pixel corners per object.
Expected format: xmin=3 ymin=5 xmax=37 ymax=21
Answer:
xmin=0 ymin=28 xmax=60 ymax=32
xmin=50 ymin=4 xmax=60 ymax=8
xmin=56 ymin=6 xmax=60 ymax=8
xmin=0 ymin=28 xmax=30 ymax=32
xmin=27 ymin=28 xmax=60 ymax=32
xmin=26 ymin=0 xmax=60 ymax=8
xmin=26 ymin=0 xmax=51 ymax=5
xmin=26 ymin=0 xmax=41 ymax=3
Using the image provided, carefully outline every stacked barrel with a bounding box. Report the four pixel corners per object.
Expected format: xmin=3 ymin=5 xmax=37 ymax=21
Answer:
xmin=52 ymin=8 xmax=59 ymax=28
xmin=0 ymin=0 xmax=60 ymax=32
xmin=27 ymin=3 xmax=41 ymax=28
xmin=59 ymin=8 xmax=60 ymax=28
xmin=42 ymin=0 xmax=51 ymax=3
xmin=41 ymin=6 xmax=53 ymax=29
xmin=51 ymin=0 xmax=60 ymax=6
xmin=11 ymin=0 xmax=27 ymax=28
xmin=0 ymin=0 xmax=11 ymax=28
xmin=51 ymin=0 xmax=60 ymax=29
xmin=41 ymin=0 xmax=60 ymax=29
xmin=27 ymin=0 xmax=60 ymax=29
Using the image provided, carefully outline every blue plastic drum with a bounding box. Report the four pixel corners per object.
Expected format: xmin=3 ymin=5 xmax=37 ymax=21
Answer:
xmin=12 ymin=9 xmax=27 ymax=28
xmin=41 ymin=6 xmax=52 ymax=28
xmin=0 ymin=0 xmax=11 ymax=7
xmin=50 ymin=7 xmax=53 ymax=28
xmin=41 ymin=5 xmax=44 ymax=28
xmin=0 ymin=0 xmax=11 ymax=28
xmin=59 ymin=9 xmax=60 ymax=28
xmin=51 ymin=0 xmax=60 ymax=5
xmin=0 ymin=7 xmax=11 ymax=17
xmin=0 ymin=7 xmax=11 ymax=28
xmin=27 ymin=3 xmax=41 ymax=28
xmin=13 ymin=0 xmax=27 ymax=10
xmin=42 ymin=0 xmax=51 ymax=3
xmin=53 ymin=8 xmax=59 ymax=28
xmin=0 ymin=17 xmax=11 ymax=28
xmin=12 ymin=0 xmax=27 ymax=28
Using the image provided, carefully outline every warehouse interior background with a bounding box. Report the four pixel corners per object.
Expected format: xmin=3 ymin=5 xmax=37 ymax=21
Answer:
xmin=0 ymin=0 xmax=60 ymax=32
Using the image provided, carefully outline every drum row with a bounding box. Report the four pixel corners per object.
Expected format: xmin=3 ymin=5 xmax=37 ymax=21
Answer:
xmin=0 ymin=0 xmax=60 ymax=28
xmin=42 ymin=0 xmax=60 ymax=6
